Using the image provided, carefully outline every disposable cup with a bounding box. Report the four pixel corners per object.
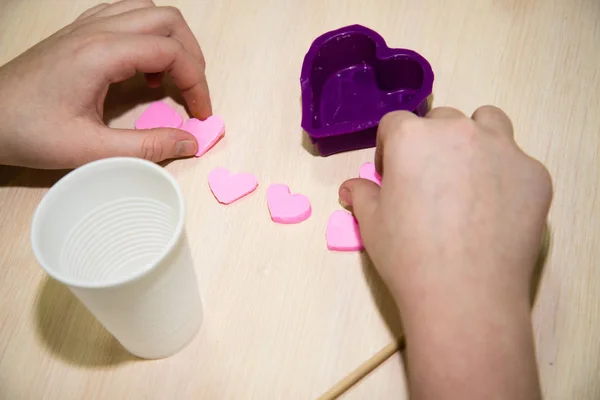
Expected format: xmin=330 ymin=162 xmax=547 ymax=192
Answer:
xmin=31 ymin=157 xmax=202 ymax=359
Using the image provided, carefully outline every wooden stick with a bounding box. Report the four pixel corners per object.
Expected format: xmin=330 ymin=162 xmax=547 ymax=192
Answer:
xmin=317 ymin=336 xmax=406 ymax=400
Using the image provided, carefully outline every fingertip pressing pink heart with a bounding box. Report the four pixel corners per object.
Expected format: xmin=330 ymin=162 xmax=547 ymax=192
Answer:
xmin=267 ymin=184 xmax=312 ymax=224
xmin=358 ymin=162 xmax=382 ymax=186
xmin=326 ymin=210 xmax=364 ymax=251
xmin=208 ymin=167 xmax=258 ymax=205
xmin=182 ymin=116 xmax=225 ymax=157
xmin=135 ymin=101 xmax=183 ymax=130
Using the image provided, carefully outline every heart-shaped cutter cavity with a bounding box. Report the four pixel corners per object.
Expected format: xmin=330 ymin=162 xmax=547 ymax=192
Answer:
xmin=300 ymin=24 xmax=434 ymax=156
xmin=267 ymin=184 xmax=312 ymax=224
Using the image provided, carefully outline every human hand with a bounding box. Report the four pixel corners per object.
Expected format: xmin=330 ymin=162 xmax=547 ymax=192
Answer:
xmin=0 ymin=0 xmax=211 ymax=169
xmin=340 ymin=106 xmax=552 ymax=307
xmin=339 ymin=106 xmax=551 ymax=399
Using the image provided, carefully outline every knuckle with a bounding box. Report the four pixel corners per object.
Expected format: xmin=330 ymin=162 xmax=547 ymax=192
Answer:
xmin=472 ymin=105 xmax=514 ymax=134
xmin=473 ymin=105 xmax=502 ymax=118
xmin=132 ymin=0 xmax=155 ymax=6
xmin=160 ymin=6 xmax=184 ymax=21
xmin=140 ymin=135 xmax=164 ymax=162
xmin=84 ymin=32 xmax=116 ymax=49
xmin=75 ymin=3 xmax=108 ymax=21
xmin=380 ymin=111 xmax=420 ymax=135
xmin=68 ymin=32 xmax=115 ymax=63
xmin=378 ymin=112 xmax=396 ymax=132
xmin=427 ymin=106 xmax=464 ymax=119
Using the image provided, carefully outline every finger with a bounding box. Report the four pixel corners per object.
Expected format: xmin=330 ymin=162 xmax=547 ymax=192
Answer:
xmin=87 ymin=6 xmax=205 ymax=65
xmin=100 ymin=34 xmax=212 ymax=119
xmin=426 ymin=106 xmax=465 ymax=119
xmin=471 ymin=105 xmax=514 ymax=138
xmin=339 ymin=178 xmax=381 ymax=246
xmin=100 ymin=127 xmax=198 ymax=162
xmin=375 ymin=111 xmax=419 ymax=175
xmin=76 ymin=3 xmax=109 ymax=21
xmin=88 ymin=0 xmax=155 ymax=18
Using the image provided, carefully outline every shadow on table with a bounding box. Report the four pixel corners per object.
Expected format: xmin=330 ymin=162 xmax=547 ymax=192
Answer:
xmin=0 ymin=166 xmax=68 ymax=188
xmin=360 ymin=252 xmax=407 ymax=372
xmin=360 ymin=253 xmax=403 ymax=341
xmin=531 ymin=223 xmax=553 ymax=306
xmin=103 ymin=72 xmax=187 ymax=126
xmin=0 ymin=156 xmax=177 ymax=190
xmin=34 ymin=276 xmax=135 ymax=368
xmin=301 ymin=129 xmax=320 ymax=156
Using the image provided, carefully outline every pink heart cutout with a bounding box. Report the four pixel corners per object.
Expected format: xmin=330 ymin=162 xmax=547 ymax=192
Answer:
xmin=208 ymin=167 xmax=258 ymax=205
xmin=182 ymin=116 xmax=225 ymax=157
xmin=326 ymin=210 xmax=364 ymax=251
xmin=359 ymin=162 xmax=382 ymax=186
xmin=267 ymin=184 xmax=311 ymax=224
xmin=135 ymin=101 xmax=183 ymax=130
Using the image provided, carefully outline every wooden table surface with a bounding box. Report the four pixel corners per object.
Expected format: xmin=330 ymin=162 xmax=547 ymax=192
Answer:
xmin=1 ymin=0 xmax=599 ymax=399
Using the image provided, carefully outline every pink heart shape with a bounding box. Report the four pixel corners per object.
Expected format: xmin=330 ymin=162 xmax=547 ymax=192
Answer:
xmin=267 ymin=184 xmax=311 ymax=224
xmin=326 ymin=210 xmax=364 ymax=251
xmin=135 ymin=101 xmax=183 ymax=129
xmin=182 ymin=116 xmax=225 ymax=157
xmin=358 ymin=162 xmax=382 ymax=186
xmin=208 ymin=167 xmax=258 ymax=205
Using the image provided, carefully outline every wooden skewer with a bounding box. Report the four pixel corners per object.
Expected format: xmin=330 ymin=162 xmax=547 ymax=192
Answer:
xmin=317 ymin=336 xmax=406 ymax=400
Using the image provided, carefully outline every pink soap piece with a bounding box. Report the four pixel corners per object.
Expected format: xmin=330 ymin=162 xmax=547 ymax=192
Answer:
xmin=208 ymin=167 xmax=258 ymax=205
xmin=267 ymin=184 xmax=311 ymax=224
xmin=359 ymin=162 xmax=382 ymax=186
xmin=182 ymin=116 xmax=225 ymax=157
xmin=135 ymin=101 xmax=183 ymax=130
xmin=326 ymin=210 xmax=364 ymax=251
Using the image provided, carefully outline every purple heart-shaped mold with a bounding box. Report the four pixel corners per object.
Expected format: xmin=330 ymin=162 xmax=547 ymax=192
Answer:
xmin=300 ymin=25 xmax=434 ymax=156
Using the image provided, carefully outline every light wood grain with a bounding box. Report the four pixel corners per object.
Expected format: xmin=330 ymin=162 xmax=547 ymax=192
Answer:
xmin=318 ymin=339 xmax=404 ymax=400
xmin=1 ymin=0 xmax=599 ymax=399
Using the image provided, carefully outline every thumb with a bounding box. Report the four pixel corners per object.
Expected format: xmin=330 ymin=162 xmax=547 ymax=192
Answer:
xmin=100 ymin=127 xmax=198 ymax=162
xmin=339 ymin=178 xmax=381 ymax=239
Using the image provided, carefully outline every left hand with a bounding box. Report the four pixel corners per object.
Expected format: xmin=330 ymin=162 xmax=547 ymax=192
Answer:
xmin=0 ymin=0 xmax=211 ymax=169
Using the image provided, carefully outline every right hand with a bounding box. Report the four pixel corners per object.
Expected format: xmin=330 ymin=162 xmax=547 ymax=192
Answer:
xmin=339 ymin=106 xmax=551 ymax=399
xmin=339 ymin=106 xmax=552 ymax=309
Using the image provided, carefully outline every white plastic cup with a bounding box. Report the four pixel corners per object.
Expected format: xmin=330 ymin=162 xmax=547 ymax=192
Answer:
xmin=31 ymin=157 xmax=202 ymax=359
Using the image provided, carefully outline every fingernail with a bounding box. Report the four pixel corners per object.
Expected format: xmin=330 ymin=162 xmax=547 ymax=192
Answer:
xmin=176 ymin=140 xmax=197 ymax=157
xmin=339 ymin=186 xmax=352 ymax=207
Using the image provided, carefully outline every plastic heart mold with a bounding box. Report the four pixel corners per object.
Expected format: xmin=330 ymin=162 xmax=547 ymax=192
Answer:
xmin=300 ymin=25 xmax=434 ymax=156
